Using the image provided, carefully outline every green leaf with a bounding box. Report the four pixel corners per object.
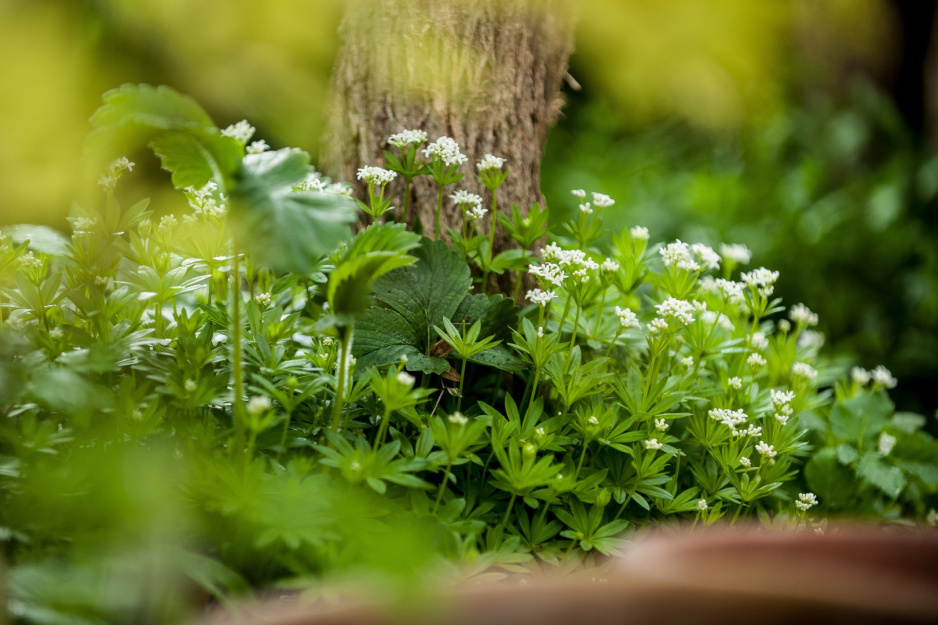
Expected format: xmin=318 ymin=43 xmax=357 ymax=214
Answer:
xmin=229 ymin=149 xmax=357 ymax=274
xmin=354 ymin=238 xmax=522 ymax=374
xmin=856 ymin=451 xmax=905 ymax=498
xmin=804 ymin=448 xmax=855 ymax=510
xmin=829 ymin=391 xmax=893 ymax=444
xmin=5 ymin=224 xmax=69 ymax=257
xmin=88 ymin=84 xmax=241 ymax=190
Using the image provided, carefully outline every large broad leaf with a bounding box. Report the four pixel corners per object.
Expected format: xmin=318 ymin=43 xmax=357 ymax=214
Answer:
xmin=228 ymin=149 xmax=358 ymax=274
xmin=88 ymin=84 xmax=241 ymax=191
xmin=328 ymin=223 xmax=421 ymax=325
xmin=354 ymin=239 xmax=523 ymax=374
xmin=856 ymin=451 xmax=905 ymax=498
xmin=5 ymin=225 xmax=70 ymax=257
xmin=829 ymin=391 xmax=893 ymax=443
xmin=804 ymin=448 xmax=855 ymax=510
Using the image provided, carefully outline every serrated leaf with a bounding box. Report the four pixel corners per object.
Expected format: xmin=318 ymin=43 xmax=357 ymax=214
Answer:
xmin=829 ymin=391 xmax=893 ymax=443
xmin=149 ymin=131 xmax=240 ymax=189
xmin=5 ymin=224 xmax=70 ymax=257
xmin=856 ymin=451 xmax=905 ymax=498
xmin=804 ymin=448 xmax=855 ymax=510
xmin=229 ymin=149 xmax=357 ymax=274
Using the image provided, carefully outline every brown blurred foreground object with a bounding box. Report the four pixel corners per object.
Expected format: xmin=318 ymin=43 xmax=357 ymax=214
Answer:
xmin=200 ymin=526 xmax=938 ymax=625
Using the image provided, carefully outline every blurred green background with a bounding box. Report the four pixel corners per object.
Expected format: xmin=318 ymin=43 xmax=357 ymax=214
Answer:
xmin=2 ymin=0 xmax=936 ymax=414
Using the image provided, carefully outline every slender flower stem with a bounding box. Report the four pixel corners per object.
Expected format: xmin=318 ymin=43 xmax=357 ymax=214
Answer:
xmin=568 ymin=304 xmax=582 ymax=353
xmin=592 ymin=286 xmax=607 ymax=337
xmin=435 ymin=187 xmax=444 ymax=239
xmin=500 ymin=493 xmax=518 ymax=530
xmin=457 ymin=356 xmax=468 ymax=412
xmin=375 ymin=406 xmax=392 ymax=448
xmin=402 ymin=177 xmax=412 ymax=226
xmin=330 ymin=325 xmax=353 ymax=433
xmin=434 ymin=460 xmax=454 ymax=513
xmin=231 ymin=247 xmax=246 ymax=462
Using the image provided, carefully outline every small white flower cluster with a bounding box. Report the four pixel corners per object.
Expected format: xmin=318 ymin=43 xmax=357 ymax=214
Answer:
xmin=852 ymin=365 xmax=897 ymax=389
xmin=221 ymin=120 xmax=256 ymax=144
xmin=451 ymin=190 xmax=483 ymax=207
xmin=756 ymin=440 xmax=777 ymax=459
xmin=614 ymin=306 xmax=640 ymax=329
xmin=526 ymin=288 xmax=556 ymax=308
xmin=712 ymin=278 xmax=745 ymax=304
xmin=185 ymin=181 xmax=228 ymax=218
xmin=448 ymin=412 xmax=469 ymax=426
xmin=467 ymin=205 xmax=488 ymax=222
xmin=476 ymin=153 xmax=505 ymax=172
xmin=741 ymin=267 xmax=780 ymax=298
xmin=246 ymin=140 xmax=269 ymax=155
xmin=601 ymin=258 xmax=620 ymax=273
xmin=592 ymin=192 xmax=615 ymax=208
xmin=739 ymin=456 xmax=752 ymax=468
xmin=747 ymin=353 xmax=767 ymax=369
xmin=792 ymin=362 xmax=818 ymax=381
xmin=529 ymin=262 xmax=566 ymax=287
xmin=771 ymin=389 xmax=795 ymax=425
xmin=709 ymin=408 xmax=748 ymax=430
xmin=655 ymin=298 xmax=695 ymax=325
xmin=878 ymin=432 xmax=897 ymax=456
xmin=644 ymin=438 xmax=662 ymax=451
xmin=682 ymin=356 xmax=694 ymax=368
xmin=727 ymin=376 xmax=742 ymax=390
xmin=630 ymin=225 xmax=650 ymax=240
xmin=357 ymin=166 xmax=397 ymax=186
xmin=789 ymin=303 xmax=819 ymax=327
xmin=588 ymin=416 xmax=600 ymax=426
xmin=255 ymin=292 xmax=272 ymax=308
xmin=795 ymin=492 xmax=818 ymax=512
xmin=719 ymin=243 xmax=752 ymax=265
xmin=423 ymin=136 xmax=468 ymax=167
xmin=387 ymin=129 xmax=428 ymax=149
xmin=751 ymin=331 xmax=769 ymax=351
xmin=69 ymin=216 xmax=98 ymax=235
xmin=541 ymin=244 xmax=599 ymax=283
xmin=396 ymin=371 xmax=416 ymax=388
xmin=98 ymin=156 xmax=135 ymax=191
xmin=246 ymin=395 xmax=272 ymax=416
xmin=648 ymin=318 xmax=669 ymax=335
xmin=697 ymin=499 xmax=708 ymax=511
xmin=655 ymin=418 xmax=670 ymax=431
xmin=660 ymin=240 xmax=701 ymax=272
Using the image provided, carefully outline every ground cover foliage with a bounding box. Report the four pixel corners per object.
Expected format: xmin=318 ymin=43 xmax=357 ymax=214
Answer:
xmin=1 ymin=85 xmax=937 ymax=624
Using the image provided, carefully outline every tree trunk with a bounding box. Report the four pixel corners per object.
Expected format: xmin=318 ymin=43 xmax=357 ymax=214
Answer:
xmin=321 ymin=0 xmax=575 ymax=292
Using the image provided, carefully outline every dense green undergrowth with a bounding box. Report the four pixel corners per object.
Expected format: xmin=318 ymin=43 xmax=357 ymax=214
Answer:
xmin=1 ymin=85 xmax=937 ymax=624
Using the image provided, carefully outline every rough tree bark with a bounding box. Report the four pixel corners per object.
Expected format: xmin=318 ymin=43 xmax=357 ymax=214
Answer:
xmin=321 ymin=0 xmax=575 ymax=291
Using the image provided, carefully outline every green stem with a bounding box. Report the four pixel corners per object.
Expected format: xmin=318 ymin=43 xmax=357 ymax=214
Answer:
xmin=375 ymin=407 xmax=392 ymax=448
xmin=592 ymin=286 xmax=607 ymax=337
xmin=457 ymin=356 xmax=468 ymax=412
xmin=330 ymin=325 xmax=354 ymax=433
xmin=231 ymin=247 xmax=246 ymax=462
xmin=512 ymin=250 xmax=526 ymax=303
xmin=402 ymin=177 xmax=412 ymax=226
xmin=278 ymin=409 xmax=293 ymax=452
xmin=568 ymin=304 xmax=582 ymax=353
xmin=435 ymin=187 xmax=444 ymax=239
xmin=434 ymin=460 xmax=454 ymax=513
xmin=500 ymin=493 xmax=518 ymax=530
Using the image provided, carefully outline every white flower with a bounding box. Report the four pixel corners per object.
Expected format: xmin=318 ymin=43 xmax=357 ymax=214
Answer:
xmin=98 ymin=157 xmax=136 ymax=191
xmin=795 ymin=492 xmax=818 ymax=512
xmin=777 ymin=319 xmax=792 ymax=333
xmin=451 ymin=189 xmax=483 ymax=207
xmin=529 ymin=262 xmax=566 ymax=287
xmin=697 ymin=499 xmax=708 ymax=511
xmin=322 ymin=337 xmax=335 ymax=346
xmin=656 ymin=298 xmax=695 ymax=325
xmin=852 ymin=367 xmax=871 ymax=386
xmin=588 ymin=416 xmax=600 ymax=426
xmin=775 ymin=413 xmax=790 ymax=425
xmin=756 ymin=441 xmax=777 ymax=459
xmin=615 ymin=306 xmax=640 ymax=329
xmin=648 ymin=318 xmax=669 ymax=335
xmin=630 ymin=226 xmax=650 ymax=240
xmin=578 ymin=202 xmax=593 ymax=214
xmin=184 ymin=379 xmax=197 ymax=393
xmin=571 ymin=189 xmax=586 ymax=200
xmin=878 ymin=432 xmax=897 ymax=456
xmin=255 ymin=292 xmax=272 ymax=308
xmin=709 ymin=408 xmax=748 ymax=429
xmin=247 ymin=395 xmax=272 ymax=416
xmin=221 ymin=120 xmax=256 ymax=144
xmin=751 ymin=332 xmax=769 ymax=351
xmin=871 ymin=365 xmax=897 ymax=389
xmin=468 ymin=205 xmax=488 ymax=222
xmin=246 ymin=139 xmax=270 ymax=154
xmin=526 ymin=288 xmax=556 ymax=307
xmin=798 ymin=330 xmax=825 ymax=351
xmin=592 ymin=192 xmax=615 ymax=208
xmin=792 ymin=363 xmax=818 ymax=381
xmin=744 ymin=424 xmax=762 ymax=438
xmin=789 ymin=303 xmax=819 ymax=327
xmin=423 ymin=136 xmax=468 ymax=167
xmin=396 ymin=371 xmax=416 ymax=388
xmin=476 ymin=153 xmax=506 ymax=171
xmin=748 ymin=353 xmax=767 ymax=369
xmin=727 ymin=377 xmax=742 ymax=390
xmin=644 ymin=438 xmax=662 ymax=451
xmin=655 ymin=418 xmax=669 ymax=432
xmin=682 ymin=356 xmax=694 ymax=368
xmin=400 ymin=354 xmax=409 ymax=364
xmin=49 ymin=327 xmax=64 ymax=339
xmin=690 ymin=243 xmax=721 ymax=271
xmin=741 ymin=267 xmax=780 ymax=297
xmin=448 ymin=412 xmax=469 ymax=426
xmin=739 ymin=456 xmax=751 ymax=468
xmin=357 ymin=166 xmax=397 ymax=185
xmin=601 ymin=258 xmax=620 ymax=272
xmin=387 ymin=129 xmax=428 ymax=148
xmin=537 ymin=326 xmax=544 ymax=339
xmin=660 ymin=240 xmax=700 ymax=272
xmin=719 ymin=243 xmax=752 ymax=265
